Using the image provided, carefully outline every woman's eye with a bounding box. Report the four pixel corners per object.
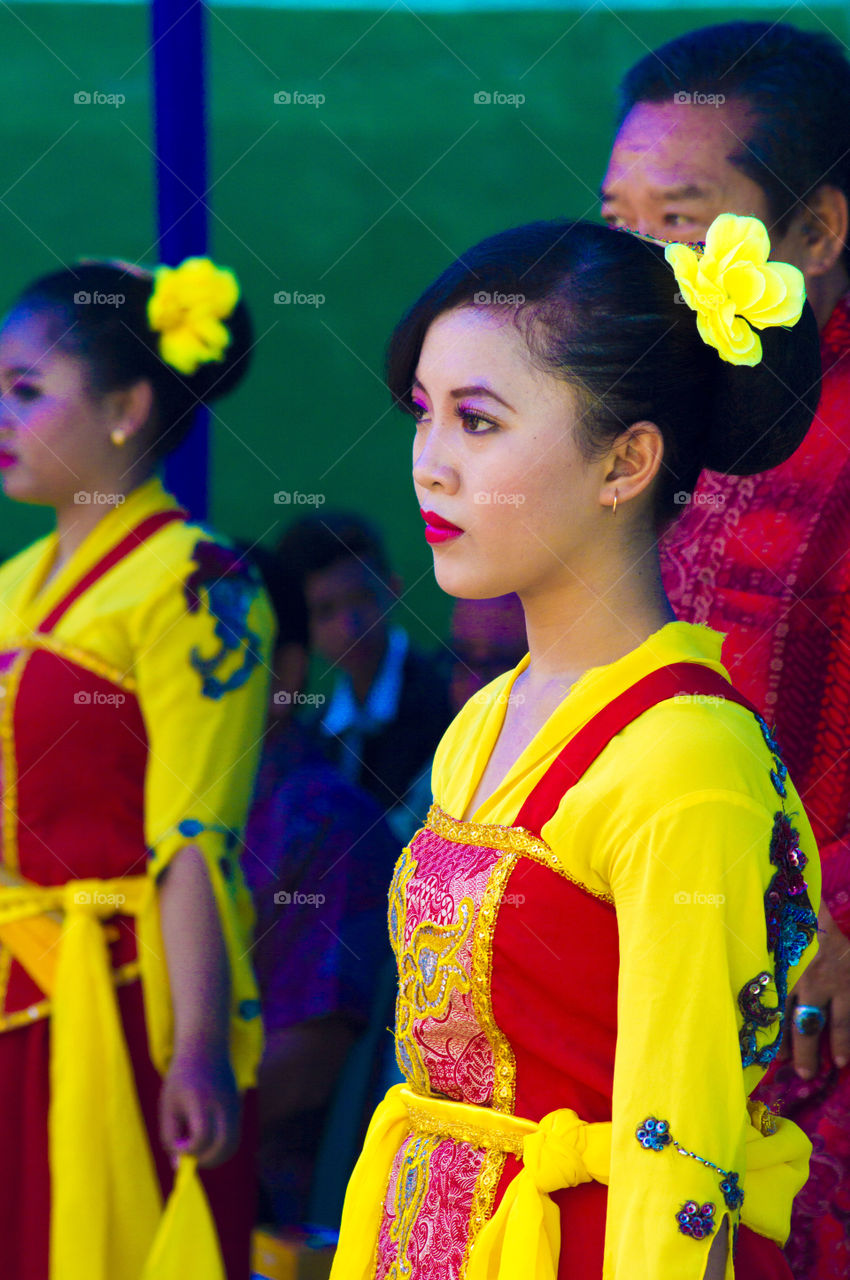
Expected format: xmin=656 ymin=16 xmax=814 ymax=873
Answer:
xmin=411 ymin=401 xmax=428 ymax=421
xmin=458 ymin=408 xmax=496 ymax=434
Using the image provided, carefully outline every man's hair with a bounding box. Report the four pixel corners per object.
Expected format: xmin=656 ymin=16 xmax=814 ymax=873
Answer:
xmin=276 ymin=512 xmax=391 ymax=590
xmin=617 ymin=22 xmax=850 ymax=262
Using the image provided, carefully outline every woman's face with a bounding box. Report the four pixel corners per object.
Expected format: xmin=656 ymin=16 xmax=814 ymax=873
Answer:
xmin=0 ymin=307 xmax=115 ymax=507
xmin=412 ymin=305 xmax=608 ymax=601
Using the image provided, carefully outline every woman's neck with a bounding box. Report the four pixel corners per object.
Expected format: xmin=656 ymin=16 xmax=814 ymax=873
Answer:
xmin=50 ymin=466 xmax=156 ymax=579
xmin=519 ymin=539 xmax=676 ymax=692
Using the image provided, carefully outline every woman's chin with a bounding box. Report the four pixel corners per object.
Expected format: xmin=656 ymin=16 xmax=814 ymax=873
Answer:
xmin=0 ymin=473 xmax=52 ymax=507
xmin=0 ymin=471 xmax=28 ymax=503
xmin=432 ymin=559 xmax=514 ymax=601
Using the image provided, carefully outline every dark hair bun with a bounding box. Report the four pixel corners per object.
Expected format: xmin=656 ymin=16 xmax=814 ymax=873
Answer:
xmin=13 ymin=258 xmax=253 ymax=458
xmin=705 ymin=298 xmax=821 ymax=475
xmin=386 ymin=219 xmax=823 ymax=523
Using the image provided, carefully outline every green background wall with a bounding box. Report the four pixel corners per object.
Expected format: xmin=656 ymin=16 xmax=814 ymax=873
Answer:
xmin=1 ymin=3 xmax=847 ymax=649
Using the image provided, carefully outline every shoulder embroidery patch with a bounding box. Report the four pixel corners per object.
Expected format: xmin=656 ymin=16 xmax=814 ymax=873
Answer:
xmin=183 ymin=539 xmax=264 ymax=699
xmin=737 ymin=717 xmax=818 ymax=1068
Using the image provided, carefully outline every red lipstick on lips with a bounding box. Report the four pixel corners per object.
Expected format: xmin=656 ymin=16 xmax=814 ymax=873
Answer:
xmin=420 ymin=508 xmax=464 ymax=545
xmin=0 ymin=450 xmax=17 ymax=470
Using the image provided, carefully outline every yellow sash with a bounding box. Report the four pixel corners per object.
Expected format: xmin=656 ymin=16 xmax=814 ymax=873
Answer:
xmin=330 ymin=1085 xmax=811 ymax=1280
xmin=0 ymin=876 xmax=225 ymax=1280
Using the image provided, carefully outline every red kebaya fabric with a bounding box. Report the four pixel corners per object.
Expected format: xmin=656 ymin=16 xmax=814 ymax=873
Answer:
xmin=659 ymin=291 xmax=850 ymax=1279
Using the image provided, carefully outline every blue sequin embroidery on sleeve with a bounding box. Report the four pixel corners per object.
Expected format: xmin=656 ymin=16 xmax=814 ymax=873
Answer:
xmin=736 ymin=718 xmax=817 ymax=1069
xmin=636 ymin=1117 xmax=744 ymax=1237
xmin=677 ymin=1202 xmax=716 ymax=1240
xmin=183 ymin=538 xmax=264 ymax=700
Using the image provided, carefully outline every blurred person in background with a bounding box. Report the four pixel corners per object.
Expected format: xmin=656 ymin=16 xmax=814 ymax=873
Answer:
xmin=243 ymin=545 xmax=398 ymax=1228
xmin=276 ymin=512 xmax=452 ymax=832
xmin=601 ymin=23 xmax=850 ymax=1277
xmin=0 ymin=257 xmax=273 ymax=1279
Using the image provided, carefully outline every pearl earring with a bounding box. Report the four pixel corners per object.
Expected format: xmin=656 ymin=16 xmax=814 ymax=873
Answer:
xmin=110 ymin=428 xmax=127 ymax=447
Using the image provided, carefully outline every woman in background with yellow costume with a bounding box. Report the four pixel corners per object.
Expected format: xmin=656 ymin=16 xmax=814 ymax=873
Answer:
xmin=331 ymin=216 xmax=825 ymax=1280
xmin=0 ymin=256 xmax=274 ymax=1279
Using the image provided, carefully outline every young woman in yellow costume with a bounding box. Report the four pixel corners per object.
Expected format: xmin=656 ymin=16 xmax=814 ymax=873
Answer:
xmin=0 ymin=256 xmax=274 ymax=1279
xmin=331 ymin=216 xmax=824 ymax=1280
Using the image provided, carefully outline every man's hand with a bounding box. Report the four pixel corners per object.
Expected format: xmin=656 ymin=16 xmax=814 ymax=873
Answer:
xmin=782 ymin=904 xmax=850 ymax=1078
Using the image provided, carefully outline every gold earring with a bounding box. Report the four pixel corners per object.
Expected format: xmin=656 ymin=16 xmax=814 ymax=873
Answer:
xmin=612 ymin=490 xmax=618 ymax=516
xmin=110 ymin=427 xmax=127 ymax=447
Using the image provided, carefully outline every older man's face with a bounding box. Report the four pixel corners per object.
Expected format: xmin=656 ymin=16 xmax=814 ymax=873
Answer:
xmin=600 ymin=98 xmax=806 ymax=268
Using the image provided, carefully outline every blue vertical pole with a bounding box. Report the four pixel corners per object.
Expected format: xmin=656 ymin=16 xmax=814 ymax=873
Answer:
xmin=151 ymin=0 xmax=210 ymax=519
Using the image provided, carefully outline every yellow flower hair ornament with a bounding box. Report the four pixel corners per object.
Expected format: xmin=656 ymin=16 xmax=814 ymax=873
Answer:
xmin=664 ymin=214 xmax=805 ymax=366
xmin=147 ymin=257 xmax=240 ymax=376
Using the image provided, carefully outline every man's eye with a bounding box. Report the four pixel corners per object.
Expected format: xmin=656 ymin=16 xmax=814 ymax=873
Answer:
xmin=11 ymin=383 xmax=40 ymax=401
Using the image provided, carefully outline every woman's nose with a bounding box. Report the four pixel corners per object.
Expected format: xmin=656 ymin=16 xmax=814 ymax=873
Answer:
xmin=413 ymin=425 xmax=459 ymax=494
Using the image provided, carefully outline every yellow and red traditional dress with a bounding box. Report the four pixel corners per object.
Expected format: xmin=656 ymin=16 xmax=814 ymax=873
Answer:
xmin=332 ymin=621 xmax=820 ymax=1280
xmin=0 ymin=474 xmax=274 ymax=1279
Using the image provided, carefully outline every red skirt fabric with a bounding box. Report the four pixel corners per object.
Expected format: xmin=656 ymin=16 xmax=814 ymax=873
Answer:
xmin=0 ymin=979 xmax=256 ymax=1279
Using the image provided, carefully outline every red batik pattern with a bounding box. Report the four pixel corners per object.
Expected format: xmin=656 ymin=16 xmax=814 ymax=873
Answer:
xmin=660 ymin=292 xmax=850 ymax=1280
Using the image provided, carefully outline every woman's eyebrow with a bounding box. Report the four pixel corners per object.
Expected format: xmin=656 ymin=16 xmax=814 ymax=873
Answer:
xmin=413 ymin=376 xmax=516 ymax=412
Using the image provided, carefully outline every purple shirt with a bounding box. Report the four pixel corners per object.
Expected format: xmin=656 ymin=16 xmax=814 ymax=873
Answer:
xmin=243 ymin=722 xmax=397 ymax=1031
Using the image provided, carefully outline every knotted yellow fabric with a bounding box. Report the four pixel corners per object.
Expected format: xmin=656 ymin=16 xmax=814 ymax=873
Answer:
xmin=465 ymin=1107 xmax=611 ymax=1280
xmin=0 ymin=875 xmax=222 ymax=1280
xmin=330 ymin=1085 xmax=812 ymax=1280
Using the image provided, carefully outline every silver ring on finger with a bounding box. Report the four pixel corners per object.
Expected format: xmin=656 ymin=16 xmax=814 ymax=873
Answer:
xmin=793 ymin=1004 xmax=827 ymax=1036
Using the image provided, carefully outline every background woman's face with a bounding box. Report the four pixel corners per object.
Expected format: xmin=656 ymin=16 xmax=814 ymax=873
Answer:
xmin=411 ymin=305 xmax=606 ymax=603
xmin=0 ymin=309 xmax=114 ymax=507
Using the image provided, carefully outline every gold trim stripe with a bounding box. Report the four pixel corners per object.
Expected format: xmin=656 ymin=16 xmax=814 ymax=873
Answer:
xmin=0 ymin=959 xmax=141 ymax=1034
xmin=426 ymin=804 xmax=615 ymax=905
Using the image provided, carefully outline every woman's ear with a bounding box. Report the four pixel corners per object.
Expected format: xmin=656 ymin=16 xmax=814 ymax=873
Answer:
xmin=103 ymin=379 xmax=155 ymax=443
xmin=599 ymin=421 xmax=665 ymax=512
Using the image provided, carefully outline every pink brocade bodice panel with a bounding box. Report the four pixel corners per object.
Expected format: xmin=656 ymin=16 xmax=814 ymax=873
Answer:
xmin=375 ymin=1135 xmax=486 ymax=1280
xmin=379 ymin=810 xmax=621 ymax=1280
xmin=389 ymin=827 xmax=501 ymax=1106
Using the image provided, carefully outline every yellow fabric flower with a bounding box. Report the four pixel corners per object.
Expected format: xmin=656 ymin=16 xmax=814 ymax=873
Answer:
xmin=664 ymin=214 xmax=805 ymax=366
xmin=147 ymin=257 xmax=240 ymax=376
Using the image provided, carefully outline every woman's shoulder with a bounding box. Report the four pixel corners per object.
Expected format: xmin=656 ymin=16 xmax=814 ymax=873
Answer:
xmin=563 ymin=692 xmax=808 ymax=881
xmin=111 ymin=510 xmax=275 ymax=668
xmin=592 ymin=692 xmax=782 ymax=817
xmin=123 ymin=512 xmax=267 ymax=614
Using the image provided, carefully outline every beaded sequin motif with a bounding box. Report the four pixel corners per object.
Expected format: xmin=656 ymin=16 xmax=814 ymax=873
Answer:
xmin=636 ymin=1116 xmax=744 ymax=1239
xmin=677 ymin=1202 xmax=716 ymax=1240
xmin=737 ymin=717 xmax=817 ymax=1069
xmin=183 ymin=539 xmax=264 ymax=700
